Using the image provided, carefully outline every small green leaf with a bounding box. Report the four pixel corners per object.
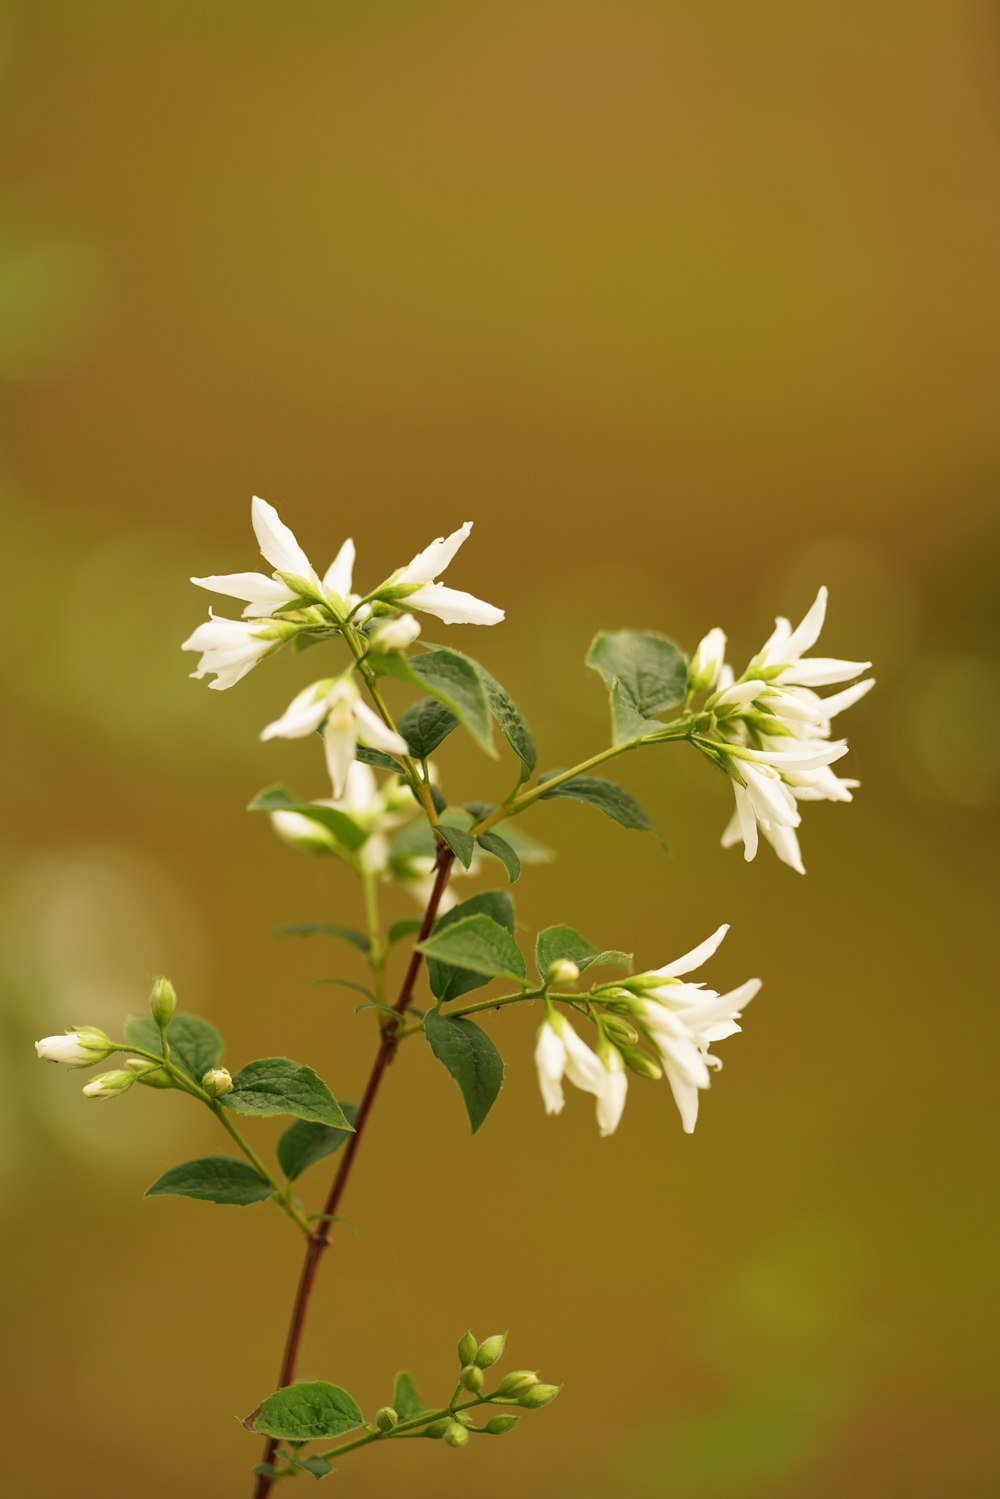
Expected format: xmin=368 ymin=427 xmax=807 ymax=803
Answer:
xmin=277 ymin=1105 xmax=360 ymax=1180
xmin=479 ymin=667 xmax=537 ymax=776
xmin=538 ymin=772 xmax=662 ymax=840
xmin=273 ymin=921 xmax=370 ymax=954
xmin=535 ymin=925 xmax=632 ymax=977
xmin=248 ymin=1382 xmax=365 ymax=1442
xmin=425 ymin=890 xmax=516 ymax=1003
xmin=355 ymin=744 xmax=403 ymax=771
xmin=476 ymin=832 xmax=521 ymax=884
xmin=387 ymin=918 xmax=423 ymax=948
xmin=392 ymin=1371 xmax=426 ymax=1419
xmin=397 ymin=696 xmax=459 ymax=758
xmin=424 ymin=1010 xmax=505 ymax=1133
xmin=586 ymin=629 xmax=688 ymax=743
xmin=224 ymin=1058 xmax=354 ymax=1130
xmin=374 ymin=648 xmax=495 ymax=755
xmin=417 ymin=913 xmax=526 ymax=983
xmin=123 ymin=1013 xmax=224 ymax=1081
xmin=145 ymin=1156 xmax=272 ymax=1206
xmin=438 ymin=824 xmax=476 ymax=868
xmin=290 ymin=1454 xmax=334 ymax=1480
xmin=249 ymin=785 xmax=368 ymax=853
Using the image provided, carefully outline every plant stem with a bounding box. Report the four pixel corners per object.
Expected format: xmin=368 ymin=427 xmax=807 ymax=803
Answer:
xmin=341 ymin=626 xmax=438 ymax=825
xmin=252 ymin=842 xmax=457 ymax=1499
xmin=212 ymin=1104 xmax=311 ymax=1235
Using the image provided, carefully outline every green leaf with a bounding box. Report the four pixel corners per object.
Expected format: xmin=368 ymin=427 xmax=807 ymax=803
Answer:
xmin=290 ymin=1454 xmax=334 ymax=1480
xmin=144 ymin=1156 xmax=272 ymax=1206
xmin=586 ymin=629 xmax=688 ymax=742
xmin=277 ymin=1104 xmax=360 ymax=1180
xmin=424 ymin=890 xmax=516 ymax=1003
xmin=223 ymin=1058 xmax=354 ymax=1130
xmin=273 ymin=921 xmax=370 ymax=954
xmin=315 ymin=978 xmax=377 ymax=1001
xmin=374 ymin=648 xmax=495 ymax=755
xmin=249 ymin=785 xmax=368 ymax=853
xmin=417 ymin=913 xmax=526 ymax=984
xmin=355 ymin=744 xmax=403 ymax=771
xmin=423 ymin=643 xmax=536 ymax=775
xmin=538 ymin=771 xmax=662 ymax=840
xmin=123 ymin=1013 xmax=224 ymax=1081
xmin=424 ymin=1010 xmax=505 ymax=1133
xmin=396 ymin=696 xmax=459 ymax=758
xmin=387 ymin=918 xmax=423 ymax=948
xmin=476 ymin=832 xmax=521 ymax=884
xmin=392 ymin=1371 xmax=426 ymax=1419
xmin=535 ymin=924 xmax=632 ymax=978
xmin=248 ymin=1382 xmax=365 ymax=1442
xmin=438 ymin=823 xmax=476 ymax=869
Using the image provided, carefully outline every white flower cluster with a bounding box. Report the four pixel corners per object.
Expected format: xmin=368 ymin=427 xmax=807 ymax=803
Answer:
xmin=691 ymin=586 xmax=873 ymax=873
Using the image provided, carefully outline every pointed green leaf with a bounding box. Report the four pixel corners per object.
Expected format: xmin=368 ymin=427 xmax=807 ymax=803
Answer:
xmin=538 ymin=771 xmax=663 ymax=840
xmin=355 ymin=744 xmax=404 ymax=771
xmin=479 ymin=667 xmax=537 ymax=776
xmin=223 ymin=1058 xmax=353 ymax=1129
xmin=392 ymin=1371 xmax=426 ymax=1419
xmin=249 ymin=785 xmax=368 ymax=852
xmin=424 ymin=1010 xmax=505 ymax=1133
xmin=123 ymin=1013 xmax=224 ymax=1081
xmin=397 ymin=696 xmax=459 ymax=758
xmin=145 ymin=1156 xmax=272 ymax=1206
xmin=586 ymin=629 xmax=688 ymax=743
xmin=247 ymin=1382 xmax=364 ymax=1442
xmin=373 ymin=648 xmax=495 ymax=755
xmin=417 ymin=913 xmax=526 ymax=983
xmin=424 ymin=890 xmax=516 ymax=1003
xmin=438 ymin=823 xmax=476 ymax=868
xmin=535 ymin=924 xmax=632 ymax=978
xmin=273 ymin=921 xmax=370 ymax=954
xmin=290 ymin=1454 xmax=334 ymax=1480
xmin=387 ymin=918 xmax=423 ymax=948
xmin=476 ymin=832 xmax=521 ymax=884
xmin=277 ymin=1105 xmax=360 ymax=1180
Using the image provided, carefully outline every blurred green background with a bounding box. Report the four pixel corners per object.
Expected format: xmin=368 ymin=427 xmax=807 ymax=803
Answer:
xmin=2 ymin=2 xmax=998 ymax=1495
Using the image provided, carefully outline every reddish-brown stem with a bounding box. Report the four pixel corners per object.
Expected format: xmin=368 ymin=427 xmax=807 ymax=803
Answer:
xmin=252 ymin=843 xmax=456 ymax=1497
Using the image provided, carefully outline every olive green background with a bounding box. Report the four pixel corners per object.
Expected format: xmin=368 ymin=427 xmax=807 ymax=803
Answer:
xmin=2 ymin=3 xmax=998 ymax=1496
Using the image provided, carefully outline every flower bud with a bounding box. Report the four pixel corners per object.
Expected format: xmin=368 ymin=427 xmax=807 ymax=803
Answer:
xmin=370 ymin=614 xmax=421 ymax=653
xmin=600 ymin=1015 xmax=640 ymax=1047
xmin=460 ymin=1364 xmax=484 ymax=1394
xmin=688 ymin=626 xmax=727 ymax=694
xmin=545 ymin=958 xmax=580 ymax=986
xmin=519 ymin=1383 xmax=561 ymax=1408
xmin=444 ymin=1420 xmax=469 ymax=1449
xmin=457 ymin=1330 xmax=477 ymax=1365
xmin=149 ymin=976 xmax=177 ymax=1029
xmin=474 ymin=1332 xmax=507 ymax=1369
xmin=374 ymin=1407 xmax=398 ymax=1432
xmin=495 ymin=1370 xmax=538 ymax=1398
xmin=35 ymin=1027 xmax=113 ymax=1068
xmin=202 ymin=1067 xmax=234 ymax=1098
xmin=269 ymin=810 xmax=341 ymax=856
xmin=483 ymin=1415 xmax=520 ymax=1435
xmin=424 ymin=1418 xmax=450 ymax=1440
xmin=620 ymin=1046 xmax=663 ymax=1081
xmin=132 ymin=1062 xmax=174 ymax=1088
xmin=82 ymin=1068 xmax=137 ymax=1101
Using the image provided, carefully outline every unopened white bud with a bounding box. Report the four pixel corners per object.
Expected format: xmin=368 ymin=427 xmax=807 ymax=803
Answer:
xmin=269 ymin=810 xmax=340 ymax=855
xmin=370 ymin=613 xmax=421 ymax=653
xmin=688 ymin=626 xmax=727 ymax=694
xmin=202 ymin=1067 xmax=233 ymax=1098
xmin=545 ymin=958 xmax=580 ymax=986
xmin=82 ymin=1068 xmax=137 ymax=1101
xmin=35 ymin=1027 xmax=113 ymax=1068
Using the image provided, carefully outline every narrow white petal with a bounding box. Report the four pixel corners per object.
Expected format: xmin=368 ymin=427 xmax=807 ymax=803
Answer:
xmin=251 ymin=496 xmax=314 ymax=578
xmin=760 ymin=818 xmax=806 ymax=873
xmin=778 ymin=657 xmax=871 ymax=687
xmin=817 ymin=677 xmax=875 ymax=718
xmin=720 ymin=805 xmax=742 ymax=849
xmin=406 ymin=582 xmax=504 ymax=626
xmin=351 ymin=699 xmax=408 ymax=755
xmin=651 ymin=923 xmax=730 ymax=979
xmin=396 ymin=522 xmax=473 ymax=585
xmin=734 ymin=783 xmax=759 ymax=860
xmin=534 ymin=1023 xmax=567 ymax=1115
xmin=260 ymin=682 xmax=331 ymax=741
xmin=596 ymin=1060 xmax=628 ymax=1137
xmin=561 ymin=1025 xmax=607 ymax=1096
xmin=323 ymin=538 xmax=356 ymax=599
xmin=782 ymin=585 xmax=828 ymax=661
xmin=191 ymin=572 xmax=298 ymax=617
xmin=323 ymin=717 xmax=358 ymax=798
xmin=664 ymin=1064 xmax=701 ymax=1134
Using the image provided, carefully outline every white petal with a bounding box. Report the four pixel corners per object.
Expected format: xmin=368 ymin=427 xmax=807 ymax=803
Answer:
xmin=323 ymin=538 xmax=356 ymax=599
xmin=662 ymin=1058 xmax=702 ymax=1135
xmin=405 ymin=582 xmax=505 ymax=626
xmin=711 ymin=679 xmax=766 ymax=714
xmin=650 ymin=923 xmax=730 ymax=980
xmin=816 ymin=677 xmax=875 ymax=717
xmin=323 ymin=717 xmax=358 ymax=798
xmin=778 ymin=657 xmax=871 ymax=687
xmin=561 ymin=1025 xmax=607 ymax=1096
xmin=396 ymin=522 xmax=473 ymax=585
xmin=260 ymin=682 xmax=332 ymax=741
xmin=596 ymin=1059 xmax=628 ymax=1137
xmin=740 ymin=763 xmax=801 ymax=826
xmin=733 ymin=783 xmax=759 ymax=860
xmin=190 ymin=572 xmax=298 ymax=616
xmin=251 ymin=496 xmax=314 ymax=578
xmin=351 ymin=698 xmax=408 ymax=755
xmin=782 ymin=586 xmax=828 ymax=661
xmin=760 ymin=818 xmax=806 ymax=873
xmin=686 ymin=977 xmax=761 ymax=1031
xmin=534 ymin=1024 xmax=566 ymax=1115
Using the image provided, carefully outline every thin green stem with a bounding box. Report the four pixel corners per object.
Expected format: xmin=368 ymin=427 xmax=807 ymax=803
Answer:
xmin=361 ymin=868 xmax=385 ymax=1005
xmin=313 ymin=1395 xmax=489 ymax=1463
xmin=212 ymin=1104 xmax=311 ymax=1235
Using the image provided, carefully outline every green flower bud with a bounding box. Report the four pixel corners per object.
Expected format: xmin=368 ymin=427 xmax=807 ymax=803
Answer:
xmin=81 ymin=1068 xmax=137 ymax=1101
xmin=545 ymin=958 xmax=580 ymax=986
xmin=202 ymin=1066 xmax=234 ymax=1098
xmin=133 ymin=1064 xmax=174 ymax=1089
xmin=601 ymin=1015 xmax=640 ymax=1047
xmin=495 ymin=1370 xmax=538 ymax=1398
xmin=374 ymin=1407 xmax=398 ymax=1432
xmin=424 ymin=1419 xmax=450 ymax=1440
xmin=474 ymin=1332 xmax=507 ymax=1368
xmin=483 ymin=1415 xmax=520 ymax=1435
xmin=457 ymin=1330 xmax=477 ymax=1366
xmin=620 ymin=1046 xmax=663 ymax=1081
xmin=444 ymin=1421 xmax=469 ymax=1449
xmin=34 ymin=1026 xmax=114 ymax=1068
xmin=519 ymin=1383 xmax=561 ymax=1408
xmin=149 ymin=976 xmax=177 ymax=1029
xmin=461 ymin=1364 xmax=484 ymax=1394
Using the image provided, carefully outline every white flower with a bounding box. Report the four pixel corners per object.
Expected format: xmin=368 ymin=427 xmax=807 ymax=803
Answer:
xmin=689 ymin=626 xmax=727 ymax=694
xmin=534 ymin=1014 xmax=628 ymax=1137
xmin=35 ymin=1027 xmax=113 ymax=1067
xmin=192 ymin=497 xmax=359 ymax=617
xmin=270 ymin=762 xmax=405 ymax=866
xmin=261 ymin=677 xmax=407 ymax=797
xmin=182 ymin=611 xmax=295 ymax=690
xmin=369 ymin=613 xmax=421 ymax=652
xmin=382 ymin=522 xmax=504 ymax=626
xmin=625 ymin=924 xmax=760 ymax=1133
xmin=748 ymin=586 xmax=870 ymax=687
